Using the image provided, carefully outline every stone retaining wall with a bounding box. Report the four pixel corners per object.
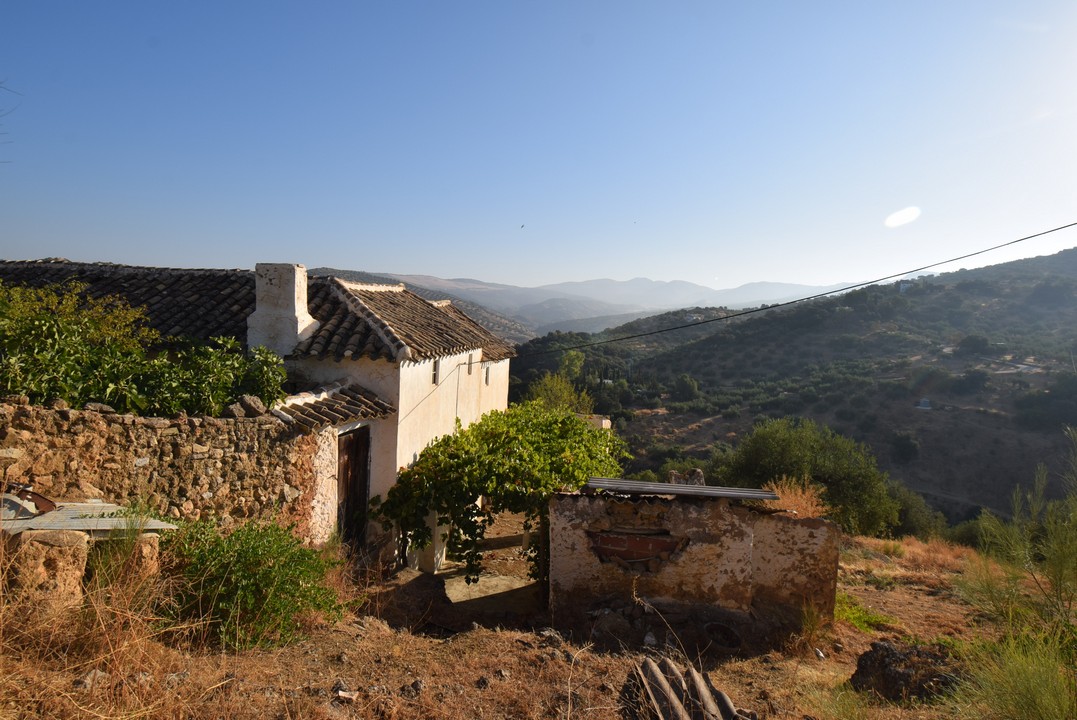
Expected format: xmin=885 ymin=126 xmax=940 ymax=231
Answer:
xmin=0 ymin=400 xmax=320 ymax=535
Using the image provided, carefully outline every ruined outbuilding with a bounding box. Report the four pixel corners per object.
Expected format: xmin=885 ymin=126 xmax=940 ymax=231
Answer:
xmin=549 ymin=479 xmax=839 ymax=651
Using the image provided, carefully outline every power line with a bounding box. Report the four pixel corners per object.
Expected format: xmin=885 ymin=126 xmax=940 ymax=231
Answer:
xmin=519 ymin=221 xmax=1077 ymax=359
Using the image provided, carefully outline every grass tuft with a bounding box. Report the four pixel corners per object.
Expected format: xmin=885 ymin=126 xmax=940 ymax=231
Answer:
xmin=949 ymin=635 xmax=1077 ymax=720
xmin=834 ymin=591 xmax=894 ymax=632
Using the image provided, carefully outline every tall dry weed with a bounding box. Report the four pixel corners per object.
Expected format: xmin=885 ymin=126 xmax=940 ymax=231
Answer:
xmin=0 ymin=522 xmax=197 ymax=719
xmin=900 ymin=536 xmax=975 ymax=574
xmin=761 ymin=477 xmax=828 ymax=519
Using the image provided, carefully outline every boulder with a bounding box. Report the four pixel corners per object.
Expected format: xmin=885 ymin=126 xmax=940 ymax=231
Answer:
xmin=850 ymin=640 xmax=962 ymax=701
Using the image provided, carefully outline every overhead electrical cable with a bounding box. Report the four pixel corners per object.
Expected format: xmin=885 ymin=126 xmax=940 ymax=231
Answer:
xmin=518 ymin=221 xmax=1077 ymax=359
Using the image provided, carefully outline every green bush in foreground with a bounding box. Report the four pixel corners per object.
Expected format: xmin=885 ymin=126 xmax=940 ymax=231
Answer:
xmin=950 ymin=636 xmax=1077 ymax=720
xmin=162 ymin=519 xmax=342 ymax=650
xmin=950 ymin=427 xmax=1077 ymax=718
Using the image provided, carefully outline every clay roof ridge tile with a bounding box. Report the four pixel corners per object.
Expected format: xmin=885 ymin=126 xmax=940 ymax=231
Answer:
xmin=330 ymin=278 xmax=412 ymax=362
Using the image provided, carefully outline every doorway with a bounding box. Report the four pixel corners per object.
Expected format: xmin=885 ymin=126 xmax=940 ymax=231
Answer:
xmin=337 ymin=426 xmax=371 ymax=546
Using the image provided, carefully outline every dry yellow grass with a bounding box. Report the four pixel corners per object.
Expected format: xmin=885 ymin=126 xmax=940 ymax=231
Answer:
xmin=761 ymin=476 xmax=829 ymax=518
xmin=0 ymin=515 xmax=989 ymax=720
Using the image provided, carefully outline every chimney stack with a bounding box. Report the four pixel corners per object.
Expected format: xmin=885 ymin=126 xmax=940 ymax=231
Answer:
xmin=246 ymin=263 xmax=320 ymax=356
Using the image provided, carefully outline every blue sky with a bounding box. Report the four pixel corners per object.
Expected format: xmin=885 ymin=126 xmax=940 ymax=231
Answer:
xmin=2 ymin=2 xmax=1076 ymax=290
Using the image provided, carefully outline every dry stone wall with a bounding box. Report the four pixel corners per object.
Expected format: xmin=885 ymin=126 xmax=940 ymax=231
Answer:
xmin=0 ymin=399 xmax=320 ymax=535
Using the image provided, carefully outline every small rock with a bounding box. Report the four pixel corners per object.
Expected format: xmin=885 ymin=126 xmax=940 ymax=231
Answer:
xmin=83 ymin=402 xmax=115 ymax=414
xmin=538 ymin=628 xmax=564 ymax=648
xmin=476 ymin=676 xmax=490 ymax=689
xmin=164 ymin=671 xmax=189 ymax=688
xmin=400 ymin=679 xmax=424 ymax=698
xmin=643 ymin=631 xmax=657 ymax=647
xmin=850 ymin=640 xmax=963 ymax=701
xmin=221 ymin=402 xmax=245 ymax=418
xmin=331 ymin=679 xmax=351 ymax=694
xmin=74 ymin=669 xmax=110 ymax=690
xmin=814 ymin=648 xmax=826 ymax=660
xmin=495 ymin=669 xmax=510 ymax=680
xmin=832 ymin=642 xmax=845 ymax=653
xmin=335 ymin=690 xmax=359 ymax=704
xmin=238 ymin=394 xmax=266 ymax=417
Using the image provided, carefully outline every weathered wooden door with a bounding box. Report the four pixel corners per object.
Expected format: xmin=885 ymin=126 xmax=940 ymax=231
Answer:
xmin=337 ymin=427 xmax=371 ymax=546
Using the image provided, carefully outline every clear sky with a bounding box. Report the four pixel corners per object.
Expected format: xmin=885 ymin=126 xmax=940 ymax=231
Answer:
xmin=3 ymin=2 xmax=1077 ymax=290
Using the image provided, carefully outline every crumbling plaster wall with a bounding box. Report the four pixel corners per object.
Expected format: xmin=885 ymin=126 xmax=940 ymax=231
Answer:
xmin=548 ymin=493 xmax=839 ymax=641
xmin=0 ymin=399 xmax=326 ymax=537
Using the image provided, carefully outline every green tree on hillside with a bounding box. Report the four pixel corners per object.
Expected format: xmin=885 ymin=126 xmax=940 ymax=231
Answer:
xmin=526 ymin=372 xmax=594 ymax=414
xmin=714 ymin=417 xmax=898 ymax=536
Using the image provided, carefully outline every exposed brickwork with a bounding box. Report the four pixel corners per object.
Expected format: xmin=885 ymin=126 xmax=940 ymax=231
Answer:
xmin=549 ymin=493 xmax=840 ymax=648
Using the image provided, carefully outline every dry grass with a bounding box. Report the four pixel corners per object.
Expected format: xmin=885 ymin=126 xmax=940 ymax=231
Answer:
xmin=0 ymin=516 xmax=993 ymax=720
xmin=761 ymin=476 xmax=829 ymax=518
xmin=898 ymin=536 xmax=976 ymax=574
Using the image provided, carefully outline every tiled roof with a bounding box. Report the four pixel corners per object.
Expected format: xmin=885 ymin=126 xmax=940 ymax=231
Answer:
xmin=272 ymin=382 xmax=395 ymax=430
xmin=0 ymin=260 xmax=515 ymax=363
xmin=0 ymin=259 xmax=254 ymax=343
xmin=297 ymin=278 xmax=516 ymax=362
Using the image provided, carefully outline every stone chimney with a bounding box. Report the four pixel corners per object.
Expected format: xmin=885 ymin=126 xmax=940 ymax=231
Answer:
xmin=246 ymin=263 xmax=320 ymax=356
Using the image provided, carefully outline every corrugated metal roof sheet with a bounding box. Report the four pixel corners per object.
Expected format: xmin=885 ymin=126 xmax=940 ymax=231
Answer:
xmin=585 ymin=478 xmax=779 ymax=501
xmin=0 ymin=499 xmax=177 ymax=537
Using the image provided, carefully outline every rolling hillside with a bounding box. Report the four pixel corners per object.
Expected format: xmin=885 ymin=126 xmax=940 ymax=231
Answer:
xmin=513 ymin=247 xmax=1077 ymax=519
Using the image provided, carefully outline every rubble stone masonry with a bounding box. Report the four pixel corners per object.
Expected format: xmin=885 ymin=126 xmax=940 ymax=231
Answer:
xmin=0 ymin=399 xmax=319 ymax=535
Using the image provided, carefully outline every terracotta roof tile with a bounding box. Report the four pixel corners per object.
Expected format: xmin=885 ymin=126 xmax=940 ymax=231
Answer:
xmin=272 ymin=383 xmax=395 ymax=430
xmin=0 ymin=259 xmax=254 ymax=343
xmin=0 ymin=260 xmax=515 ymax=363
xmin=320 ymin=279 xmax=516 ymax=362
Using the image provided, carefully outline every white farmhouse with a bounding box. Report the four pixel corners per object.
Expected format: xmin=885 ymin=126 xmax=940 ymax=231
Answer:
xmin=0 ymin=260 xmax=514 ymax=565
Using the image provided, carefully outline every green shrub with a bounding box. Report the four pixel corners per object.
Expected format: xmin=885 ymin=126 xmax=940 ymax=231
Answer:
xmin=888 ymin=481 xmax=948 ymax=539
xmin=372 ymin=402 xmax=628 ymax=583
xmin=714 ymin=417 xmax=898 ymax=536
xmin=0 ymin=281 xmax=286 ymax=415
xmin=949 ymin=636 xmax=1077 ymax=720
xmin=162 ymin=519 xmax=342 ymax=650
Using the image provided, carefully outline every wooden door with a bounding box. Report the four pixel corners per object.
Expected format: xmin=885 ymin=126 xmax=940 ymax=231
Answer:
xmin=337 ymin=427 xmax=371 ymax=546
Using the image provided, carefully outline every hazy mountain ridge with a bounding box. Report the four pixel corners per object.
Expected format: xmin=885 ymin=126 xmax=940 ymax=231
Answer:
xmin=375 ymin=272 xmax=852 ymax=331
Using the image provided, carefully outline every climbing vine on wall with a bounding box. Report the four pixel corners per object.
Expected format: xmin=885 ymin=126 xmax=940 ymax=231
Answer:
xmin=371 ymin=401 xmax=629 ymax=582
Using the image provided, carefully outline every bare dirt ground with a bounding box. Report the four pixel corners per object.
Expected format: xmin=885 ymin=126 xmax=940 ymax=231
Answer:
xmin=1 ymin=518 xmax=981 ymax=720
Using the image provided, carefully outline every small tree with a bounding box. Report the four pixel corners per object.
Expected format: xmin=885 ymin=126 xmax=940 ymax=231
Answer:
xmin=372 ymin=402 xmax=628 ymax=582
xmin=672 ymin=373 xmax=700 ymax=401
xmin=714 ymin=417 xmax=898 ymax=536
xmin=0 ymin=281 xmax=156 ymax=411
xmin=525 ymin=371 xmax=594 ymax=414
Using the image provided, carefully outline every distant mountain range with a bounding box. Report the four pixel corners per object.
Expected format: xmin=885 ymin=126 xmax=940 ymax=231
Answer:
xmin=375 ymin=273 xmax=851 ymax=333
